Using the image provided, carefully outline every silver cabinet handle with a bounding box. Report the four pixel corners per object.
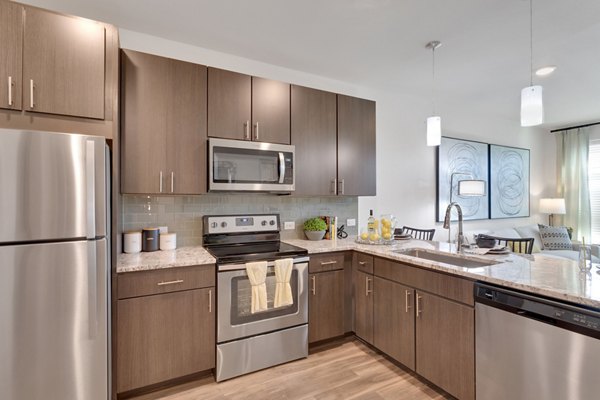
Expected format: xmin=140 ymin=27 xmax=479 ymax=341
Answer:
xmin=244 ymin=120 xmax=250 ymax=140
xmin=331 ymin=178 xmax=337 ymax=194
xmin=159 ymin=171 xmax=163 ymax=193
xmin=358 ymin=261 xmax=366 ymax=265
xmin=365 ymin=276 xmax=372 ymax=296
xmin=29 ymin=79 xmax=34 ymax=108
xmin=8 ymin=76 xmax=13 ymax=106
xmin=254 ymin=122 xmax=259 ymax=140
xmin=209 ymin=289 xmax=212 ymax=313
xmin=311 ymin=275 xmax=316 ymax=295
xmin=157 ymin=279 xmax=184 ymax=286
xmin=338 ymin=178 xmax=345 ymax=195
xmin=320 ymin=261 xmax=337 ymax=266
xmin=405 ymin=290 xmax=412 ymax=313
xmin=416 ymin=294 xmax=423 ymax=317
xmin=171 ymin=171 xmax=174 ymax=193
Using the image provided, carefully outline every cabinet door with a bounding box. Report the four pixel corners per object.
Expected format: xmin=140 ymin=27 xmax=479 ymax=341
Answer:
xmin=337 ymin=95 xmax=376 ymax=196
xmin=0 ymin=1 xmax=22 ymax=110
xmin=309 ymin=270 xmax=344 ymax=343
xmin=166 ymin=58 xmax=207 ymax=194
xmin=373 ymin=277 xmax=415 ymax=370
xmin=416 ymin=291 xmax=475 ymax=400
xmin=117 ymin=288 xmax=215 ymax=394
xmin=354 ymin=270 xmax=374 ymax=344
xmin=120 ymin=49 xmax=169 ymax=194
xmin=23 ymin=7 xmax=105 ymax=119
xmin=291 ymin=85 xmax=337 ymax=195
xmin=252 ymin=77 xmax=290 ymax=144
xmin=207 ymin=67 xmax=251 ymax=140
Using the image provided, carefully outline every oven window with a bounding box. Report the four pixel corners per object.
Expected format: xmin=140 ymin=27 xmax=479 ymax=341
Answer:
xmin=214 ymin=147 xmax=280 ymax=184
xmin=230 ymin=269 xmax=299 ymax=325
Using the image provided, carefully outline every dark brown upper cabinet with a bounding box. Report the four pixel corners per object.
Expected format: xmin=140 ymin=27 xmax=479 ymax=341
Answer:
xmin=208 ymin=67 xmax=290 ymax=144
xmin=291 ymin=85 xmax=337 ymax=195
xmin=0 ymin=1 xmax=23 ymax=111
xmin=23 ymin=7 xmax=106 ymax=119
xmin=121 ymin=49 xmax=207 ymax=195
xmin=337 ymin=95 xmax=376 ymax=196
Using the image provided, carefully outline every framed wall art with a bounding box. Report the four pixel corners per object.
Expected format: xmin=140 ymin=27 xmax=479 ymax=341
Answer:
xmin=437 ymin=137 xmax=489 ymax=222
xmin=489 ymin=144 xmax=530 ymax=219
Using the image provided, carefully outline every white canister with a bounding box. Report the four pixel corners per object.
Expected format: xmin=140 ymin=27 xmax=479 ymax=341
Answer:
xmin=123 ymin=231 xmax=142 ymax=254
xmin=160 ymin=233 xmax=177 ymax=250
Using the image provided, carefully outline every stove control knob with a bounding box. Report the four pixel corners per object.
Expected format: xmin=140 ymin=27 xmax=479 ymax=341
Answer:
xmin=210 ymin=222 xmax=218 ymax=229
xmin=221 ymin=222 xmax=228 ymax=228
xmin=269 ymin=220 xmax=276 ymax=226
xmin=261 ymin=220 xmax=267 ymax=226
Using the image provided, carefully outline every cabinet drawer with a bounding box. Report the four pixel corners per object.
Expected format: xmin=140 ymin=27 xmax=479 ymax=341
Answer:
xmin=118 ymin=264 xmax=215 ymax=299
xmin=309 ymin=252 xmax=346 ymax=273
xmin=355 ymin=252 xmax=374 ymax=274
xmin=374 ymin=257 xmax=474 ymax=306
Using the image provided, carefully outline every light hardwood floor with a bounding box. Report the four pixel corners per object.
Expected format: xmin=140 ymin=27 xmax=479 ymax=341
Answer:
xmin=130 ymin=339 xmax=450 ymax=400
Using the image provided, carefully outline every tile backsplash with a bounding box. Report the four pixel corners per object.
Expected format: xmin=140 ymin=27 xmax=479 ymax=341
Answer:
xmin=122 ymin=195 xmax=358 ymax=246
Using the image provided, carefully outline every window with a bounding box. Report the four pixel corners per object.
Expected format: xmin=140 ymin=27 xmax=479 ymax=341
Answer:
xmin=588 ymin=139 xmax=600 ymax=243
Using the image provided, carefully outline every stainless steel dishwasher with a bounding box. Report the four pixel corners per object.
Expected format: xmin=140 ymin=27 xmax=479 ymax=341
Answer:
xmin=475 ymin=283 xmax=600 ymax=400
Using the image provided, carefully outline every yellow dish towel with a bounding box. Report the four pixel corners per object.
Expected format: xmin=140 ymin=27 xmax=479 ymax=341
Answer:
xmin=274 ymin=258 xmax=294 ymax=308
xmin=246 ymin=261 xmax=268 ymax=313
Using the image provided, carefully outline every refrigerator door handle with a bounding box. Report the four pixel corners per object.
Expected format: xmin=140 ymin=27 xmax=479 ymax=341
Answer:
xmin=87 ymin=241 xmax=98 ymax=339
xmin=86 ymin=140 xmax=96 ymax=240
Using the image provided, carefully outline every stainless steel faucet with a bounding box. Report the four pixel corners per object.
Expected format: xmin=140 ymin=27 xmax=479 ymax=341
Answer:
xmin=443 ymin=202 xmax=465 ymax=253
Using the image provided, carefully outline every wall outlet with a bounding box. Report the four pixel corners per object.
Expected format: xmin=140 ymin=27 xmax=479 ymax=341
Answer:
xmin=347 ymin=219 xmax=356 ymax=227
xmin=284 ymin=221 xmax=295 ymax=230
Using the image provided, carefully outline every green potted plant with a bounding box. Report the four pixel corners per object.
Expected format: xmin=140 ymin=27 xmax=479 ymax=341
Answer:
xmin=304 ymin=217 xmax=327 ymax=241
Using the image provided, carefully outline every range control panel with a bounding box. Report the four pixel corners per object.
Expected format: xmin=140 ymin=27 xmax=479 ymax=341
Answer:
xmin=204 ymin=214 xmax=279 ymax=235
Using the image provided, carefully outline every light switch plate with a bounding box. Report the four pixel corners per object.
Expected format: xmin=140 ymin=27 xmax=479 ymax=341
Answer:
xmin=284 ymin=221 xmax=295 ymax=230
xmin=347 ymin=219 xmax=356 ymax=227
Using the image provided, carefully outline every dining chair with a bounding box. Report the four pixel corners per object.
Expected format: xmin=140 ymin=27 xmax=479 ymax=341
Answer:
xmin=482 ymin=235 xmax=535 ymax=254
xmin=400 ymin=226 xmax=436 ymax=241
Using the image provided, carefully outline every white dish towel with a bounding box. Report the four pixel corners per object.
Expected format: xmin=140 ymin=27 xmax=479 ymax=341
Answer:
xmin=246 ymin=261 xmax=268 ymax=313
xmin=274 ymin=258 xmax=294 ymax=308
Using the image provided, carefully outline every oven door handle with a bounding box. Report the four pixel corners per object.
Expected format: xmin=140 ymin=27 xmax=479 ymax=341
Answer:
xmin=218 ymin=256 xmax=310 ymax=271
xmin=278 ymin=152 xmax=286 ymax=184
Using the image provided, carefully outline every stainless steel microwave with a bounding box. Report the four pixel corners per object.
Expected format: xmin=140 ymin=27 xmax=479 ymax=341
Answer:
xmin=208 ymin=138 xmax=295 ymax=193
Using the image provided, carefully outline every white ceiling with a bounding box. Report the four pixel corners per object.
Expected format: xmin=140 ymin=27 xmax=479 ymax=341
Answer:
xmin=22 ymin=0 xmax=600 ymax=129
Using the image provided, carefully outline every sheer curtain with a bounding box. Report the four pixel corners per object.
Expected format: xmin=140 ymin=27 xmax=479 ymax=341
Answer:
xmin=556 ymin=128 xmax=591 ymax=241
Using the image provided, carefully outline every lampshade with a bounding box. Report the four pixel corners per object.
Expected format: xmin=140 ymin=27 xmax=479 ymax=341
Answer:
xmin=539 ymin=198 xmax=566 ymax=214
xmin=520 ymin=85 xmax=544 ymax=127
xmin=427 ymin=116 xmax=441 ymax=146
xmin=458 ymin=180 xmax=486 ymax=197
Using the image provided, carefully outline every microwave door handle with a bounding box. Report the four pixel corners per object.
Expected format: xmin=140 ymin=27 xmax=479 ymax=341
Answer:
xmin=278 ymin=152 xmax=285 ymax=184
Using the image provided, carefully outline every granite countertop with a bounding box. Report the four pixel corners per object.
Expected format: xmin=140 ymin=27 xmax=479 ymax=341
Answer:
xmin=117 ymin=246 xmax=216 ymax=273
xmin=283 ymin=238 xmax=600 ymax=309
xmin=116 ymin=237 xmax=600 ymax=309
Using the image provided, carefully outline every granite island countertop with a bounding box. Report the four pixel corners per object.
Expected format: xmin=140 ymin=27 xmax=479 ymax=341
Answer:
xmin=284 ymin=238 xmax=600 ymax=309
xmin=116 ymin=237 xmax=600 ymax=309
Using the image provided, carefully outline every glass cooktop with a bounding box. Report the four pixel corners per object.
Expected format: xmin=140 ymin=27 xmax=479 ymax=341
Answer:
xmin=205 ymin=241 xmax=308 ymax=264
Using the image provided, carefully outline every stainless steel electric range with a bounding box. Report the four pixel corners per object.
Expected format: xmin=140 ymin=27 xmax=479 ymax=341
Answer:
xmin=203 ymin=214 xmax=309 ymax=382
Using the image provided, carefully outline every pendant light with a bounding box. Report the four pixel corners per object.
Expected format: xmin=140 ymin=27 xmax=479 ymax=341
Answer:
xmin=426 ymin=41 xmax=442 ymax=146
xmin=521 ymin=0 xmax=543 ymax=127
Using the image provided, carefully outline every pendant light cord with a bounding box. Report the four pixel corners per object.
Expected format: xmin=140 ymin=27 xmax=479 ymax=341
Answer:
xmin=432 ymin=45 xmax=436 ymax=114
xmin=529 ymin=0 xmax=533 ymax=86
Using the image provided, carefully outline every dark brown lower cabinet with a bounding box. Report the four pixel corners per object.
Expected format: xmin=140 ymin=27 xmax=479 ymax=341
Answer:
xmin=117 ymin=287 xmax=215 ymax=394
xmin=415 ymin=291 xmax=475 ymax=400
xmin=308 ymin=270 xmax=344 ymax=343
xmin=373 ymin=277 xmax=415 ymax=370
xmin=354 ymin=270 xmax=374 ymax=344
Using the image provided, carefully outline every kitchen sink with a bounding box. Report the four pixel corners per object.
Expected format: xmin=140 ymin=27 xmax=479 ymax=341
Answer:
xmin=393 ymin=248 xmax=498 ymax=269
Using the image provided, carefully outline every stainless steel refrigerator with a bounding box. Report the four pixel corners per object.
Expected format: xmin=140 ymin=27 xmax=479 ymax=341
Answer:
xmin=0 ymin=129 xmax=110 ymax=400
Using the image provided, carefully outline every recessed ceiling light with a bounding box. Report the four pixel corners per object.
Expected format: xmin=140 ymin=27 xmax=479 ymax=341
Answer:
xmin=535 ymin=66 xmax=557 ymax=76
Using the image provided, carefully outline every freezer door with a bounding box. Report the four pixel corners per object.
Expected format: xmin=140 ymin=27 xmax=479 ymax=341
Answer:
xmin=0 ymin=129 xmax=107 ymax=242
xmin=0 ymin=239 xmax=108 ymax=400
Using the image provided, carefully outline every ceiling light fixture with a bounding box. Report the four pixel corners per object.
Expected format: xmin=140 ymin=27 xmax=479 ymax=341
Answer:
xmin=535 ymin=65 xmax=557 ymax=76
xmin=521 ymin=0 xmax=543 ymax=127
xmin=426 ymin=40 xmax=442 ymax=146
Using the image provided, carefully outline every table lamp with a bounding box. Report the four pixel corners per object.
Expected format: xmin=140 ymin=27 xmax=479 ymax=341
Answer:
xmin=539 ymin=198 xmax=565 ymax=226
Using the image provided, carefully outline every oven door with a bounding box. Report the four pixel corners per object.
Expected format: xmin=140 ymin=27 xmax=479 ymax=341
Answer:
xmin=217 ymin=259 xmax=308 ymax=343
xmin=209 ymin=138 xmax=295 ymax=192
